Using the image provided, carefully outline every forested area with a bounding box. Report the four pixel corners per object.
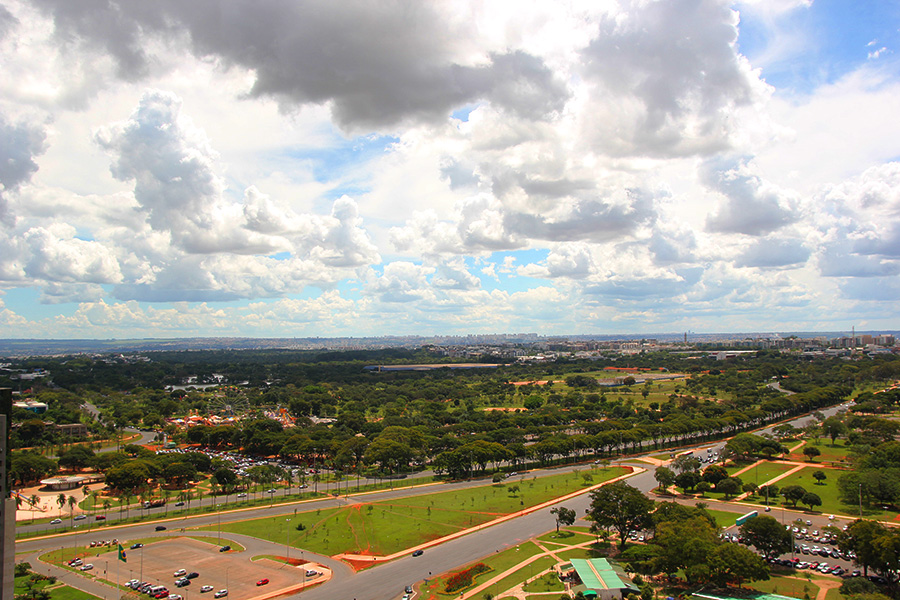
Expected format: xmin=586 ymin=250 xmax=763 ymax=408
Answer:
xmin=4 ymin=349 xmax=899 ymax=492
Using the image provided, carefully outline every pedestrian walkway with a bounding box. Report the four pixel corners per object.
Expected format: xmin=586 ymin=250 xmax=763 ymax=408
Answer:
xmin=459 ymin=536 xmax=597 ymax=600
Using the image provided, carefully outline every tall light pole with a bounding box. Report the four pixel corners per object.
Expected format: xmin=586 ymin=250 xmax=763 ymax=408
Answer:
xmin=858 ymin=483 xmax=863 ymax=517
xmin=285 ymin=518 xmax=290 ymax=562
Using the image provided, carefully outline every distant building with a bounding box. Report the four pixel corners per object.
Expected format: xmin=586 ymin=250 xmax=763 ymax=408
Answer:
xmin=13 ymin=400 xmax=48 ymax=414
xmin=56 ymin=423 xmax=88 ymax=437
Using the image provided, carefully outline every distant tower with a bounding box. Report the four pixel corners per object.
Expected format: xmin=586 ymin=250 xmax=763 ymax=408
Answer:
xmin=684 ymin=332 xmax=687 ymax=344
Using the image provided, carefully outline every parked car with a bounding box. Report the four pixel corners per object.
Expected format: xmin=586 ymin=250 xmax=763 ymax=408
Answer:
xmin=200 ymin=585 xmax=214 ymax=592
xmin=175 ymin=579 xmax=191 ymax=588
xmin=405 ymin=585 xmax=413 ymax=594
xmin=154 ymin=590 xmax=169 ymax=598
xmin=219 ymin=546 xmax=231 ymax=552
xmin=412 ymin=549 xmax=423 ymax=557
xmin=169 ymin=595 xmax=183 ymax=600
xmin=186 ymin=572 xmax=199 ymax=579
xmin=80 ymin=564 xmax=94 ymax=571
xmin=173 ymin=569 xmax=187 ymax=577
xmin=213 ymin=591 xmax=228 ymax=598
xmin=256 ymin=579 xmax=269 ymax=586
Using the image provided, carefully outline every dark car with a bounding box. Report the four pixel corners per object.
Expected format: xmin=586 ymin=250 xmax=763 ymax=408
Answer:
xmin=186 ymin=573 xmax=199 ymax=580
xmin=131 ymin=543 xmax=144 ymax=549
xmin=219 ymin=546 xmax=231 ymax=552
xmin=175 ymin=502 xmax=185 ymax=507
xmin=175 ymin=579 xmax=191 ymax=588
xmin=405 ymin=586 xmax=413 ymax=594
xmin=155 ymin=526 xmax=167 ymax=531
xmin=412 ymin=550 xmax=423 ymax=557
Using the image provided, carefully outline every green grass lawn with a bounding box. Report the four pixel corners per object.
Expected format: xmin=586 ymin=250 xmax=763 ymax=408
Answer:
xmin=419 ymin=540 xmax=549 ymax=597
xmin=727 ymin=461 xmax=797 ymax=486
xmin=703 ymin=509 xmax=748 ymax=529
xmin=486 ymin=555 xmax=558 ymax=599
xmin=556 ymin=547 xmax=594 ymax=561
xmin=747 ymin=571 xmax=830 ymax=599
xmin=15 ymin=574 xmax=102 ymax=600
xmin=522 ymin=572 xmax=564 ymax=592
xmin=206 ymin=468 xmax=625 ymax=557
xmin=739 ymin=466 xmax=893 ymax=519
xmin=789 ymin=439 xmax=856 ymax=464
xmin=536 ymin=529 xmax=595 ymax=545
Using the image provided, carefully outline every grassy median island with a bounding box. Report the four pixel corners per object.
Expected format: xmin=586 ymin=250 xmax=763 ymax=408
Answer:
xmin=203 ymin=466 xmax=626 ymax=557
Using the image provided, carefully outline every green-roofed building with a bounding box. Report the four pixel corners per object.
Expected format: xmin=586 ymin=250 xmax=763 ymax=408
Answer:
xmin=564 ymin=558 xmax=639 ymax=600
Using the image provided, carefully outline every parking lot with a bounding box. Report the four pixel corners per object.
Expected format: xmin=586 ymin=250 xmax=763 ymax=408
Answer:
xmin=92 ymin=536 xmax=309 ymax=599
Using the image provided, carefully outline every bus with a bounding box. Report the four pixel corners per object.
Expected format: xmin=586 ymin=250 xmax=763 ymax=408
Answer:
xmin=735 ymin=510 xmax=758 ymax=526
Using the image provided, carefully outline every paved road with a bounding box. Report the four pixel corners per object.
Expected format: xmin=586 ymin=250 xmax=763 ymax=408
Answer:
xmin=21 ymin=400 xmax=853 ymax=600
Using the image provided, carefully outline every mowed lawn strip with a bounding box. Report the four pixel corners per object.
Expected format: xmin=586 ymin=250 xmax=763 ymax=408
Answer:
xmin=739 ymin=465 xmax=894 ymax=519
xmin=207 ymin=468 xmax=625 ymax=557
xmin=727 ymin=461 xmax=797 ymax=485
xmin=487 ymin=555 xmax=558 ymax=598
xmin=747 ymin=571 xmax=831 ymax=599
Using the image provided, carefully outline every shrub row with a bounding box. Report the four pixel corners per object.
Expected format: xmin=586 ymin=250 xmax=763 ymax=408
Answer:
xmin=444 ymin=563 xmax=491 ymax=593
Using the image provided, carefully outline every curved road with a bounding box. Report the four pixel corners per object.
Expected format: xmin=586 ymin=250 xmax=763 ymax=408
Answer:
xmin=20 ymin=400 xmax=852 ymax=600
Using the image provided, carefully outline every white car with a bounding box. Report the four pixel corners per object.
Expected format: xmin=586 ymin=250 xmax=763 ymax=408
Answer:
xmin=201 ymin=585 xmax=214 ymax=592
xmin=169 ymin=595 xmax=183 ymax=600
xmin=214 ymin=591 xmax=228 ymax=598
xmin=80 ymin=564 xmax=94 ymax=571
xmin=50 ymin=518 xmax=62 ymax=524
xmin=174 ymin=569 xmax=187 ymax=577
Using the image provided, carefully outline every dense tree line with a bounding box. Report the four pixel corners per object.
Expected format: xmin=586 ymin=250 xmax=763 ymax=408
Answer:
xmin=5 ymin=351 xmax=899 ymax=486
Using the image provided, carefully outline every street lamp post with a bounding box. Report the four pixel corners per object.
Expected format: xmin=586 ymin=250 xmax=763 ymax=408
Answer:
xmin=285 ymin=518 xmax=291 ymax=562
xmin=859 ymin=483 xmax=863 ymax=517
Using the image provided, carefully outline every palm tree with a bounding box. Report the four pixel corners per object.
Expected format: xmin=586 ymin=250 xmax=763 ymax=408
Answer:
xmin=29 ymin=494 xmax=40 ymax=523
xmin=284 ymin=469 xmax=293 ymax=498
xmin=102 ymin=498 xmax=110 ymax=519
xmin=56 ymin=493 xmax=66 ymax=520
xmin=67 ymin=495 xmax=77 ymax=525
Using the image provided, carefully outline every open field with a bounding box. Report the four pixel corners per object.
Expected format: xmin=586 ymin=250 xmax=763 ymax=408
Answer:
xmin=747 ymin=570 xmax=839 ymax=599
xmin=738 ymin=466 xmax=893 ymax=519
xmin=786 ymin=439 xmax=856 ymax=465
xmin=726 ymin=461 xmax=797 ymax=485
xmin=14 ymin=576 xmax=102 ymax=600
xmin=207 ymin=468 xmax=625 ymax=557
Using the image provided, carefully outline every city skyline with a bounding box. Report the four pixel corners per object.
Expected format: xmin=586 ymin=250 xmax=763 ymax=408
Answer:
xmin=1 ymin=1 xmax=899 ymax=338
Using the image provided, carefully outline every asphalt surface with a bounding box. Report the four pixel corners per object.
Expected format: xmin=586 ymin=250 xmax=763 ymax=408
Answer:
xmin=19 ymin=400 xmax=855 ymax=600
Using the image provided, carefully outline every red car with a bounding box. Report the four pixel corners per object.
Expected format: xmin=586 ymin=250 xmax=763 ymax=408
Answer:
xmin=96 ymin=515 xmax=106 ymax=520
xmin=256 ymin=579 xmax=269 ymax=586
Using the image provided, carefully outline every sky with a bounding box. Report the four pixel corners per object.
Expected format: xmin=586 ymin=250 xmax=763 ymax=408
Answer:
xmin=1 ymin=0 xmax=899 ymax=339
